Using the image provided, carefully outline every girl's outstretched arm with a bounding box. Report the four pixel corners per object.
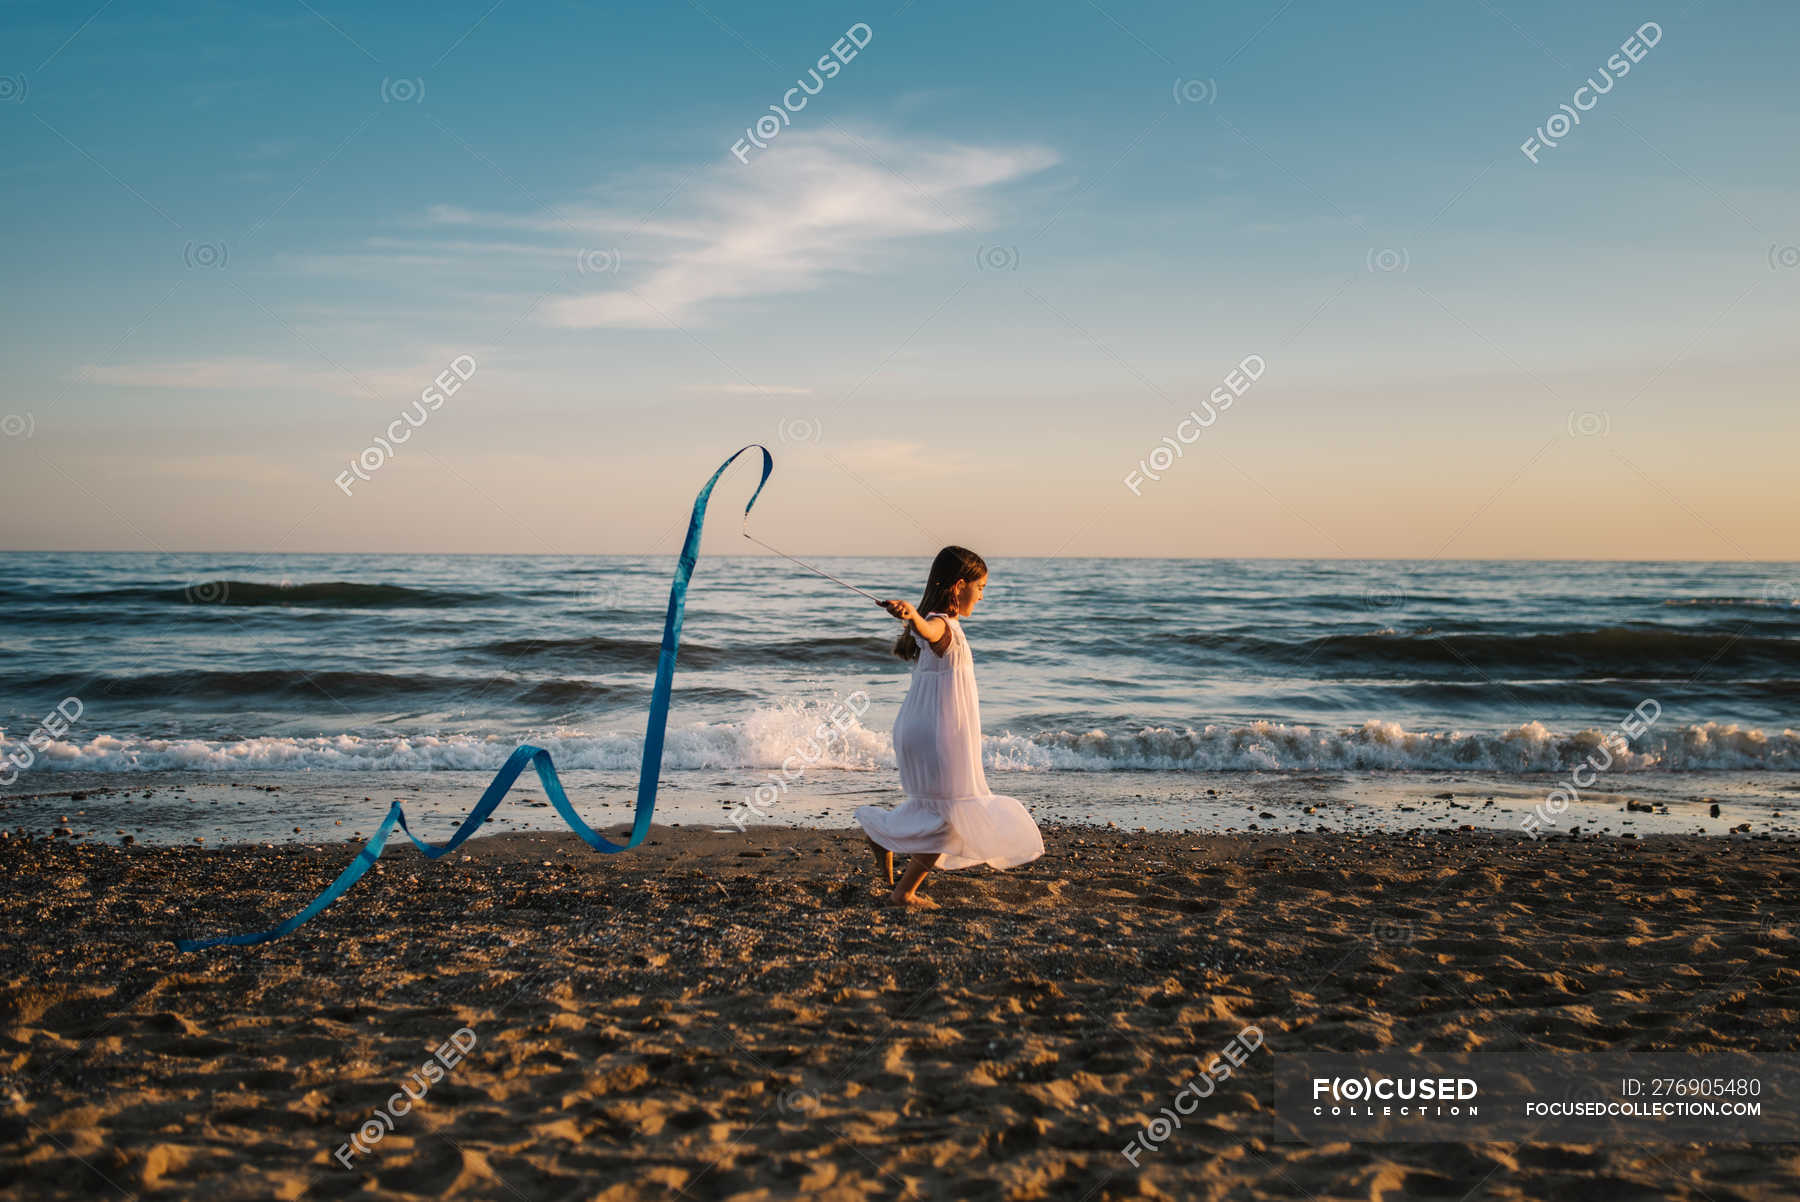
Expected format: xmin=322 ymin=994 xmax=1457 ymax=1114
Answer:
xmin=881 ymin=599 xmax=952 ymax=655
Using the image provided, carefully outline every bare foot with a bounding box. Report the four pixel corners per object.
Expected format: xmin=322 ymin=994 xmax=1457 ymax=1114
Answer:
xmin=866 ymin=837 xmax=894 ymax=887
xmin=882 ymin=892 xmax=939 ymax=909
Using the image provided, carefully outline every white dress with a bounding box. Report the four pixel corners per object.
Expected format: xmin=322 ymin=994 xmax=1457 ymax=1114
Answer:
xmin=856 ymin=614 xmax=1044 ymax=870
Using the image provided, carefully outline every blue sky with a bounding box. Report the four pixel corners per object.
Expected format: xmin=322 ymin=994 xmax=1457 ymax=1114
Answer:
xmin=2 ymin=0 xmax=1796 ymax=558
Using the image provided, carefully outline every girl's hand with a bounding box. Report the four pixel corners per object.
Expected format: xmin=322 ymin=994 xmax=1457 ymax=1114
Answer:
xmin=882 ymin=599 xmax=917 ymax=622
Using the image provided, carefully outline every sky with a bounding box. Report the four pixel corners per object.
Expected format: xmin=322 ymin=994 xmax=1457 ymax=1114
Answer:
xmin=1 ymin=0 xmax=1796 ymax=560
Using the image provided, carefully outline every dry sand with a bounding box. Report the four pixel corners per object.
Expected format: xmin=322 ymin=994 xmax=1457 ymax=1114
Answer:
xmin=2 ymin=825 xmax=1797 ymax=1200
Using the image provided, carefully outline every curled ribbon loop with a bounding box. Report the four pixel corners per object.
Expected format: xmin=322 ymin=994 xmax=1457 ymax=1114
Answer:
xmin=176 ymin=445 xmax=775 ymax=951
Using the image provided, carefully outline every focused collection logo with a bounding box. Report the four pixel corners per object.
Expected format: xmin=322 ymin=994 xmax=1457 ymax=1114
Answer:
xmin=1312 ymin=1074 xmax=1479 ymax=1118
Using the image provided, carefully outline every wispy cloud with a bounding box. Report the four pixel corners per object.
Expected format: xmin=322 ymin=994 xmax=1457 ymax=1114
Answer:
xmin=700 ymin=382 xmax=815 ymax=396
xmin=74 ymin=350 xmax=493 ymax=402
xmin=833 ymin=439 xmax=965 ymax=479
xmin=414 ymin=131 xmax=1057 ymax=330
xmin=279 ymin=250 xmax=460 ymax=277
xmin=76 ymin=358 xmax=329 ymax=391
xmin=151 ymin=453 xmax=316 ymax=486
xmin=244 ymin=137 xmax=300 ymax=162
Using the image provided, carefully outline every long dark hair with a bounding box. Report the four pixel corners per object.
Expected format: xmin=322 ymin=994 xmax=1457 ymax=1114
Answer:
xmin=892 ymin=546 xmax=988 ymax=661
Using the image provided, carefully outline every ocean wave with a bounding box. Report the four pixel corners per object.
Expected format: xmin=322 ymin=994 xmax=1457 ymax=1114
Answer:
xmin=1662 ymin=596 xmax=1798 ymax=610
xmin=984 ymin=720 xmax=1800 ymax=772
xmin=9 ymin=713 xmax=1795 ymax=776
xmin=472 ymin=634 xmax=894 ymax=670
xmin=64 ymin=581 xmax=496 ymax=608
xmin=7 ymin=668 xmax=655 ymax=707
xmin=1170 ymin=627 xmax=1800 ymax=673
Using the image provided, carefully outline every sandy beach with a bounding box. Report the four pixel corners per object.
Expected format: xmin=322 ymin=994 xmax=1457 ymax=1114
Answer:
xmin=3 ymin=822 xmax=1796 ymax=1200
xmin=7 ymin=0 xmax=1797 ymax=1193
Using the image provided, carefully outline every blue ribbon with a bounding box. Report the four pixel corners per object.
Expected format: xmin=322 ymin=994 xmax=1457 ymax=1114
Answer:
xmin=176 ymin=445 xmax=775 ymax=951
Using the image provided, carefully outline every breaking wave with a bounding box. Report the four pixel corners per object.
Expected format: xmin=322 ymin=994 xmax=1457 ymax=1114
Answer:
xmin=9 ymin=711 xmax=1795 ymax=776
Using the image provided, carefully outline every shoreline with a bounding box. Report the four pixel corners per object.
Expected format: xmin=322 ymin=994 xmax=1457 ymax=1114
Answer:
xmin=6 ymin=766 xmax=1798 ymax=848
xmin=4 ymin=825 xmax=1795 ymax=1199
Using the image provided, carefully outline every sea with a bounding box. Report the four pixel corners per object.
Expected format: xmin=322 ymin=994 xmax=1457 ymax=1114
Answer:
xmin=3 ymin=554 xmax=1797 ymax=842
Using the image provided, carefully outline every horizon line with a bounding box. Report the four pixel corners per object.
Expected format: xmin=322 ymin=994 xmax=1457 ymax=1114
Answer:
xmin=1 ymin=550 xmax=1796 ymax=565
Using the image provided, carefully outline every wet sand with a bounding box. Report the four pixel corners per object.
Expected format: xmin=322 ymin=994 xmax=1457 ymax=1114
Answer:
xmin=2 ymin=824 xmax=1797 ymax=1199
xmin=6 ymin=765 xmax=1798 ymax=847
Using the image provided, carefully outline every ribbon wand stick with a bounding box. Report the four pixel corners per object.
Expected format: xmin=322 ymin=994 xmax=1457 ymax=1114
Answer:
xmin=742 ymin=524 xmax=887 ymax=605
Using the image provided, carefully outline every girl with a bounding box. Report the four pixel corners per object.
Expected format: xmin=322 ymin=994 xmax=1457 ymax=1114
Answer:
xmin=856 ymin=546 xmax=1044 ymax=907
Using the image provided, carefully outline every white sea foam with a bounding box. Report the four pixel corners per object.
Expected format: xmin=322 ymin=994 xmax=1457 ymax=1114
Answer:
xmin=981 ymin=720 xmax=1798 ymax=771
xmin=6 ymin=708 xmax=1796 ymax=775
